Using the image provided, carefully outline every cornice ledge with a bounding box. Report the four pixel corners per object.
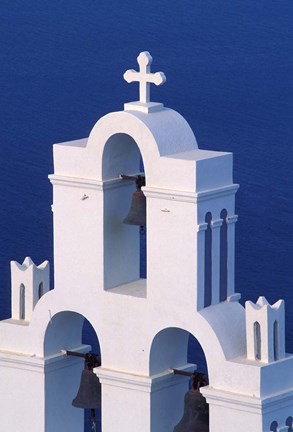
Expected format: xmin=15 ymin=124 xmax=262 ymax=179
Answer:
xmin=226 ymin=214 xmax=238 ymax=224
xmin=196 ymin=184 xmax=239 ymax=202
xmin=0 ymin=351 xmax=45 ymax=373
xmin=143 ymin=184 xmax=239 ymax=203
xmin=143 ymin=186 xmax=196 ymax=203
xmin=201 ymin=386 xmax=263 ymax=413
xmin=0 ymin=345 xmax=91 ymax=373
xmin=211 ymin=218 xmax=223 ymax=229
xmin=201 ymin=386 xmax=293 ymax=413
xmin=95 ymin=364 xmax=195 ymax=393
xmin=48 ymin=175 xmax=129 ymax=191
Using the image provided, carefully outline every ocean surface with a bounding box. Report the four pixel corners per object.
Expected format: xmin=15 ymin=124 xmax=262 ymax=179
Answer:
xmin=0 ymin=1 xmax=293 ymax=430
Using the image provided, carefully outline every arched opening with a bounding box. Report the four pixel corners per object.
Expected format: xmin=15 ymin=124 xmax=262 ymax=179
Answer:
xmin=102 ymin=133 xmax=147 ymax=294
xmin=273 ymin=320 xmax=279 ymax=361
xmin=82 ymin=320 xmax=101 ymax=432
xmin=139 ymin=157 xmax=147 ymax=279
xmin=286 ymin=416 xmax=293 ymax=432
xmin=254 ymin=321 xmax=261 ymax=360
xmin=19 ymin=283 xmax=25 ymax=320
xmin=204 ymin=212 xmax=212 ymax=307
xmin=270 ymin=420 xmax=278 ymax=432
xmin=219 ymin=209 xmax=228 ymax=302
xmin=38 ymin=282 xmax=44 ymax=299
xmin=150 ymin=327 xmax=208 ymax=432
xmin=44 ymin=311 xmax=101 ymax=432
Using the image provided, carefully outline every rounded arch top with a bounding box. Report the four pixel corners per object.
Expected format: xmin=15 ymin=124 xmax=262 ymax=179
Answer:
xmin=87 ymin=108 xmax=198 ymax=181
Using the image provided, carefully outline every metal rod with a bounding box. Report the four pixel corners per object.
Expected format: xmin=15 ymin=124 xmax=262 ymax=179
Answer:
xmin=63 ymin=350 xmax=87 ymax=358
xmin=62 ymin=350 xmax=101 ymax=362
xmin=171 ymin=369 xmax=195 ymax=377
xmin=121 ymin=174 xmax=145 ymax=190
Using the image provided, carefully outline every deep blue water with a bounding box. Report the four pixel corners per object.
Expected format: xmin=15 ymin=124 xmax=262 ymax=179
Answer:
xmin=0 ymin=0 xmax=293 ymax=429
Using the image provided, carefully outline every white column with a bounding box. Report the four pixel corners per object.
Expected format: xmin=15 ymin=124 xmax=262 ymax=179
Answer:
xmin=197 ymin=222 xmax=208 ymax=310
xmin=226 ymin=215 xmax=238 ymax=299
xmin=96 ymin=367 xmax=191 ymax=432
xmin=211 ymin=219 xmax=223 ymax=305
xmin=0 ymin=351 xmax=84 ymax=432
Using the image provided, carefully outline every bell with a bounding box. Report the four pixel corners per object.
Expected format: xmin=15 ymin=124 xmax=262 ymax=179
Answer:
xmin=173 ymin=373 xmax=209 ymax=432
xmin=174 ymin=390 xmax=209 ymax=432
xmin=123 ymin=189 xmax=146 ymax=227
xmin=72 ymin=368 xmax=101 ymax=409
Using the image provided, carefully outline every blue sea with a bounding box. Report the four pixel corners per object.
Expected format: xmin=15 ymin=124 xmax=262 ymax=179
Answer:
xmin=0 ymin=0 xmax=292 ymax=429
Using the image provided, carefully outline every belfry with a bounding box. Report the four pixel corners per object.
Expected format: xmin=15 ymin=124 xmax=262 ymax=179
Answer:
xmin=0 ymin=52 xmax=292 ymax=432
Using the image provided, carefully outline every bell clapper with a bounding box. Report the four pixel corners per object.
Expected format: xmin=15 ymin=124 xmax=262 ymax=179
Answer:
xmin=90 ymin=408 xmax=97 ymax=432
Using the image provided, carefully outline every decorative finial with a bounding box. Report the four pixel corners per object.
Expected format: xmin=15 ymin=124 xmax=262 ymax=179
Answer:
xmin=123 ymin=51 xmax=166 ymax=114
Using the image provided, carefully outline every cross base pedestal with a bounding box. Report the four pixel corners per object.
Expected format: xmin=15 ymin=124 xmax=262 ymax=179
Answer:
xmin=124 ymin=101 xmax=164 ymax=113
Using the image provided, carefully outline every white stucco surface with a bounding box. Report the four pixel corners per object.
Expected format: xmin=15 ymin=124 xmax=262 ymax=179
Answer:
xmin=0 ymin=52 xmax=292 ymax=432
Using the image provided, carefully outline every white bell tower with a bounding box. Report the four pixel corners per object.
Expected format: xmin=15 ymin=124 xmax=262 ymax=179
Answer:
xmin=0 ymin=52 xmax=292 ymax=432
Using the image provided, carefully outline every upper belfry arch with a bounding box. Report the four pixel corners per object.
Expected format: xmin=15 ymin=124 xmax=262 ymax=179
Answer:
xmin=52 ymin=108 xmax=198 ymax=188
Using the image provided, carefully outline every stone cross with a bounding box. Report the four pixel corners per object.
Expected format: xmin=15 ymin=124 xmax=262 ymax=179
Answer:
xmin=124 ymin=52 xmax=166 ymax=104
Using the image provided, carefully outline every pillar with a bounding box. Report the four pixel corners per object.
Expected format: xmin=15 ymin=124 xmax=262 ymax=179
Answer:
xmin=96 ymin=368 xmax=191 ymax=432
xmin=226 ymin=214 xmax=238 ymax=299
xmin=211 ymin=219 xmax=223 ymax=305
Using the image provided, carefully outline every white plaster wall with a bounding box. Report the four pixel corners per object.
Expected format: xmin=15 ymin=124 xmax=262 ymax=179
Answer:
xmin=151 ymin=378 xmax=189 ymax=432
xmin=45 ymin=355 xmax=85 ymax=431
xmin=207 ymin=401 xmax=263 ymax=432
xmin=101 ymin=372 xmax=151 ymax=432
xmin=51 ymin=181 xmax=103 ymax=295
xmin=146 ymin=196 xmax=198 ymax=307
xmin=0 ymin=355 xmax=45 ymax=431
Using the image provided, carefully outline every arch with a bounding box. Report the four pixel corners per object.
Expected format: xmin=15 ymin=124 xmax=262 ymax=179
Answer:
xmin=86 ymin=109 xmax=198 ymax=186
xmin=204 ymin=212 xmax=212 ymax=307
xmin=44 ymin=311 xmax=101 ymax=357
xmin=150 ymin=327 xmax=191 ymax=375
xmin=220 ymin=209 xmax=228 ymax=301
xmin=188 ymin=335 xmax=208 ymax=375
xmin=273 ymin=320 xmax=279 ymax=361
xmin=38 ymin=282 xmax=44 ymax=299
xmin=149 ymin=327 xmax=209 ymax=432
xmin=286 ymin=416 xmax=293 ymax=432
xmin=102 ymin=133 xmax=142 ymax=180
xmin=149 ymin=326 xmax=209 ymax=376
xmin=254 ymin=321 xmax=261 ymax=360
xmin=270 ymin=420 xmax=278 ymax=432
xmin=43 ymin=310 xmax=102 ymax=432
xmin=19 ymin=283 xmax=25 ymax=320
xmin=102 ymin=133 xmax=146 ymax=290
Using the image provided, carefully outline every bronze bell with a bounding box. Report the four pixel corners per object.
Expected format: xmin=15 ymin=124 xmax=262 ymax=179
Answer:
xmin=123 ymin=189 xmax=146 ymax=227
xmin=122 ymin=174 xmax=146 ymax=231
xmin=72 ymin=368 xmax=101 ymax=409
xmin=173 ymin=373 xmax=209 ymax=432
xmin=71 ymin=352 xmax=101 ymax=431
xmin=63 ymin=350 xmax=101 ymax=431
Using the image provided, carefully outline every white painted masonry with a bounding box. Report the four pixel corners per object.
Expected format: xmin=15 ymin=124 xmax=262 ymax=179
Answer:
xmin=0 ymin=52 xmax=292 ymax=432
